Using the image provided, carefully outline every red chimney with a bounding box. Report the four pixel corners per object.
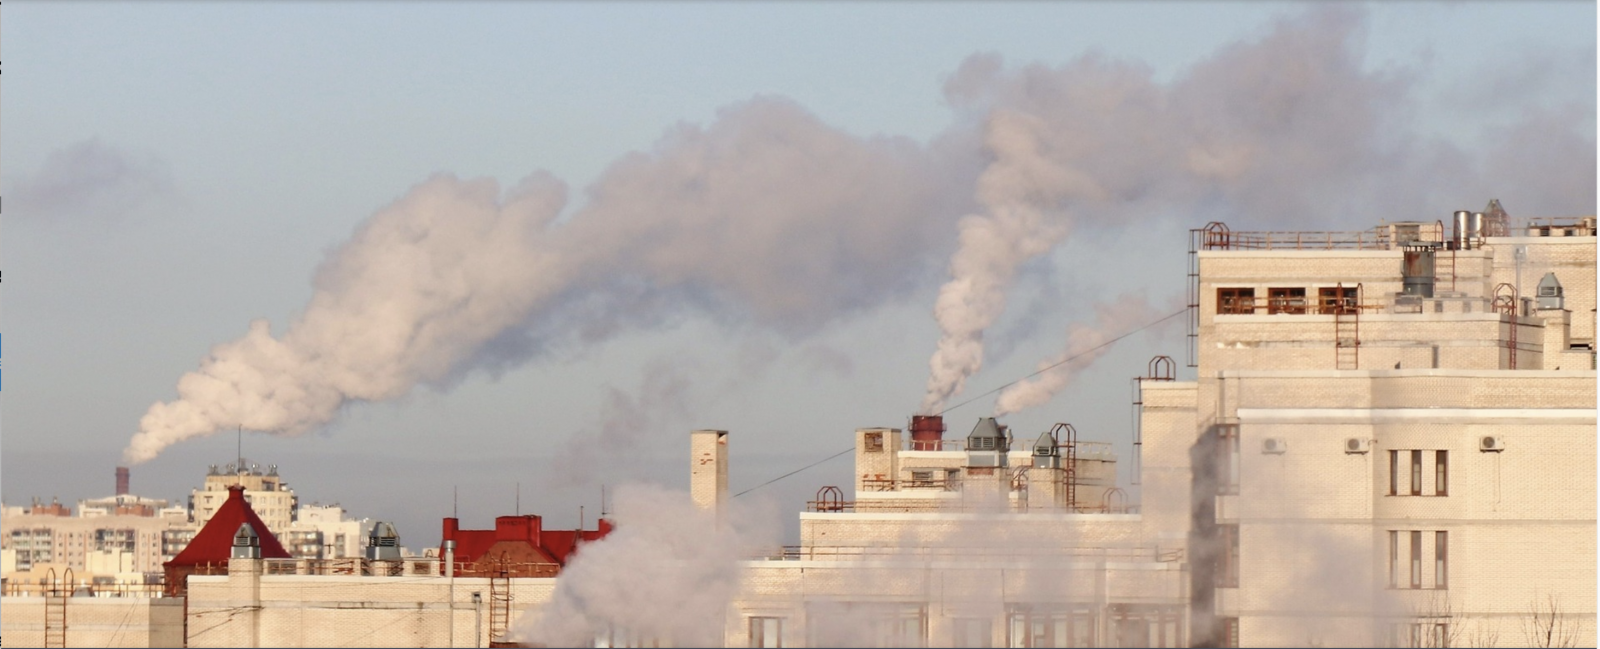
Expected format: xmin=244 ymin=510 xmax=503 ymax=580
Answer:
xmin=116 ymin=466 xmax=131 ymax=496
xmin=910 ymin=415 xmax=945 ymax=451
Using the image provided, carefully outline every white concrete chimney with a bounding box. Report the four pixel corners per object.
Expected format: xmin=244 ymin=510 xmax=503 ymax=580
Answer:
xmin=690 ymin=430 xmax=729 ymax=512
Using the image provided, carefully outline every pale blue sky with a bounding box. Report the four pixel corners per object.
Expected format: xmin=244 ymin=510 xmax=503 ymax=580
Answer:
xmin=3 ymin=1 xmax=1594 ymax=545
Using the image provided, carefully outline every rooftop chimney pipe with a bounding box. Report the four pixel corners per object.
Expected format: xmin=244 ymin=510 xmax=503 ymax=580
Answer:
xmin=116 ymin=466 xmax=130 ymax=496
xmin=910 ymin=415 xmax=946 ymax=451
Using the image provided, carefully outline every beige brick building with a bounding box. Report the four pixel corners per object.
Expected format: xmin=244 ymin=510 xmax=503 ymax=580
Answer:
xmin=1158 ymin=210 xmax=1597 ymax=648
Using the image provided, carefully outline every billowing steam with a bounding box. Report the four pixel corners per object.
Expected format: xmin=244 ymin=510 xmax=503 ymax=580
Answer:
xmin=125 ymin=98 xmax=970 ymax=464
xmin=920 ymin=7 xmax=1419 ymax=412
xmin=125 ymin=7 xmax=1595 ymax=461
xmin=993 ymin=292 xmax=1177 ymax=417
xmin=512 ymin=485 xmax=777 ymax=647
xmin=125 ymin=174 xmax=575 ymax=464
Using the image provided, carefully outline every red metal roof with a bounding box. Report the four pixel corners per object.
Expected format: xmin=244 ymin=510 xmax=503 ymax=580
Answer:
xmin=441 ymin=515 xmax=611 ymax=567
xmin=165 ymin=485 xmax=290 ymax=566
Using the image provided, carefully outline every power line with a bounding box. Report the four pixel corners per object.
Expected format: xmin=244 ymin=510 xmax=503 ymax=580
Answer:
xmin=733 ymin=447 xmax=853 ymax=498
xmin=937 ymin=307 xmax=1186 ymax=416
xmin=732 ymin=307 xmax=1187 ymax=498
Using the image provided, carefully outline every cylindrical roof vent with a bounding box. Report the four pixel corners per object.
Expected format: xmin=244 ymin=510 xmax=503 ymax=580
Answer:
xmin=910 ymin=415 xmax=945 ymax=451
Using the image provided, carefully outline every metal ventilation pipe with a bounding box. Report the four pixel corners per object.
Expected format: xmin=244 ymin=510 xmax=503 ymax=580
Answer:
xmin=1402 ymin=246 xmax=1437 ymax=298
xmin=910 ymin=415 xmax=945 ymax=450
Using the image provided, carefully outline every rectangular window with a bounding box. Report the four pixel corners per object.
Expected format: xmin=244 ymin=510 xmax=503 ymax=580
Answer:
xmin=1221 ymin=617 xmax=1240 ymax=649
xmin=1267 ymin=287 xmax=1307 ymax=314
xmin=1389 ymin=450 xmax=1399 ymax=496
xmin=1411 ymin=451 xmax=1423 ymax=496
xmin=749 ymin=617 xmax=783 ymax=648
xmin=1217 ymin=424 xmax=1241 ymax=495
xmin=864 ymin=432 xmax=883 ymax=452
xmin=1217 ymin=288 xmax=1256 ymax=315
xmin=1217 ymin=524 xmax=1240 ymax=588
xmin=1435 ymin=531 xmax=1448 ymax=589
xmin=1410 ymin=531 xmax=1423 ymax=589
xmin=1388 ymin=531 xmax=1399 ymax=588
xmin=1318 ymin=287 xmax=1357 ymax=314
xmin=1435 ymin=451 xmax=1448 ymax=496
xmin=952 ymin=618 xmax=992 ymax=648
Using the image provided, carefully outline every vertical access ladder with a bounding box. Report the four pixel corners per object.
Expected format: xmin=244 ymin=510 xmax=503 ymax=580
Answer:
xmin=1334 ymin=283 xmax=1361 ymax=370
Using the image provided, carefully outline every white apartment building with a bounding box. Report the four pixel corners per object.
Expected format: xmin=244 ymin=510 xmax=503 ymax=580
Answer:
xmin=1152 ymin=206 xmax=1597 ymax=648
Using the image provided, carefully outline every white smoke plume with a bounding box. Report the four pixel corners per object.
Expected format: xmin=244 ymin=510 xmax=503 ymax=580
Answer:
xmin=125 ymin=97 xmax=970 ymax=464
xmin=125 ymin=174 xmax=574 ymax=464
xmin=512 ymin=485 xmax=778 ymax=647
xmin=993 ymin=292 xmax=1179 ymax=417
xmin=125 ymin=7 xmax=1594 ymax=462
xmin=920 ymin=6 xmax=1599 ymax=412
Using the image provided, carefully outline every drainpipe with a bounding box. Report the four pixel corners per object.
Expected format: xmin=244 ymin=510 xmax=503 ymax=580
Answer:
xmin=446 ymin=540 xmax=456 ymax=647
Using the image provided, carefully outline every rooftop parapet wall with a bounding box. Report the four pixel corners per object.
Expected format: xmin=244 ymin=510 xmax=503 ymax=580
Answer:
xmin=1213 ymin=370 xmax=1596 ymax=411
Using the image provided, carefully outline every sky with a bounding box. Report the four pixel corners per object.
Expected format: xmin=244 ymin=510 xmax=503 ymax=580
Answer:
xmin=2 ymin=1 xmax=1595 ymax=548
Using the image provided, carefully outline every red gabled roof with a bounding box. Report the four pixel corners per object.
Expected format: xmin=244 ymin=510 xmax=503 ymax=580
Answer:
xmin=166 ymin=485 xmax=290 ymax=566
xmin=442 ymin=515 xmax=612 ymax=567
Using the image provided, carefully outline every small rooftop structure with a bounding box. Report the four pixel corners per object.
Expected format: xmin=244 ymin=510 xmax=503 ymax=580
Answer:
xmin=440 ymin=515 xmax=612 ymax=578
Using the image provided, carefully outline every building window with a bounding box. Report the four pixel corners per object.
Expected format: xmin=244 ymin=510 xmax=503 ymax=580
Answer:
xmin=1435 ymin=531 xmax=1448 ymax=589
xmin=1389 ymin=450 xmax=1399 ymax=496
xmin=1388 ymin=531 xmax=1399 ymax=588
xmin=1217 ymin=424 xmax=1240 ymax=495
xmin=1217 ymin=524 xmax=1240 ymax=588
xmin=1217 ymin=288 xmax=1255 ymax=315
xmin=1318 ymin=286 xmax=1357 ymax=314
xmin=864 ymin=432 xmax=883 ymax=453
xmin=1221 ymin=617 xmax=1240 ymax=649
xmin=952 ymin=618 xmax=992 ymax=648
xmin=1410 ymin=531 xmax=1423 ymax=589
xmin=749 ymin=617 xmax=784 ymax=648
xmin=1411 ymin=451 xmax=1423 ymax=496
xmin=1267 ymin=287 xmax=1307 ymax=314
xmin=1394 ymin=622 xmax=1448 ymax=648
xmin=1006 ymin=607 xmax=1099 ymax=648
xmin=1435 ymin=451 xmax=1448 ymax=496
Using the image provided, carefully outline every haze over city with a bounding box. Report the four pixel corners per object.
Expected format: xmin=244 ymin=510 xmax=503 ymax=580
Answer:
xmin=3 ymin=0 xmax=1594 ymax=550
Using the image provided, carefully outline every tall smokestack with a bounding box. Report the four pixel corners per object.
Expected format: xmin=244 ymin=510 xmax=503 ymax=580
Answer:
xmin=689 ymin=430 xmax=728 ymax=514
xmin=116 ymin=466 xmax=130 ymax=496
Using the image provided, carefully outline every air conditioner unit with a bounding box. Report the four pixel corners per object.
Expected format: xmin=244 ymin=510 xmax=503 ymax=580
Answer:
xmin=1480 ymin=436 xmax=1506 ymax=452
xmin=1345 ymin=438 xmax=1371 ymax=454
xmin=1262 ymin=438 xmax=1287 ymax=454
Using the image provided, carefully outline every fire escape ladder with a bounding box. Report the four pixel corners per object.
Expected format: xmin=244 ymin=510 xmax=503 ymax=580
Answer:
xmin=44 ymin=568 xmax=69 ymax=649
xmin=488 ymin=556 xmax=512 ymax=645
xmin=1334 ymin=283 xmax=1361 ymax=370
xmin=1493 ymin=283 xmax=1519 ymax=369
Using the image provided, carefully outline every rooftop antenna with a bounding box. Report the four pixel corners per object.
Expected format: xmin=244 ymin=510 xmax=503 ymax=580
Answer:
xmin=600 ymin=485 xmax=608 ymax=517
xmin=236 ymin=426 xmax=243 ymax=487
xmin=580 ymin=505 xmax=585 ymax=531
xmin=453 ymin=485 xmax=458 ymax=519
xmin=515 ymin=482 xmax=520 ymax=516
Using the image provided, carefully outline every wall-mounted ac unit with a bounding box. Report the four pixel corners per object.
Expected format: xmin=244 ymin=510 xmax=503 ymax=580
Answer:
xmin=1345 ymin=438 xmax=1371 ymax=454
xmin=1262 ymin=438 xmax=1287 ymax=454
xmin=1480 ymin=436 xmax=1506 ymax=452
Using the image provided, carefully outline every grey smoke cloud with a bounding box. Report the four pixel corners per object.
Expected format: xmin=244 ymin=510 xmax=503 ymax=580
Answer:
xmin=513 ymin=485 xmax=780 ymax=647
xmin=125 ymin=97 xmax=972 ymax=464
xmin=921 ymin=6 xmax=1596 ymax=413
xmin=124 ymin=7 xmax=1594 ymax=463
xmin=994 ymin=292 xmax=1181 ymax=417
xmin=10 ymin=138 xmax=177 ymax=221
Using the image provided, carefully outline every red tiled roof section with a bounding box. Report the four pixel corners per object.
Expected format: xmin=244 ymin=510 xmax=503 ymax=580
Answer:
xmin=441 ymin=515 xmax=611 ymax=577
xmin=166 ymin=485 xmax=291 ymax=566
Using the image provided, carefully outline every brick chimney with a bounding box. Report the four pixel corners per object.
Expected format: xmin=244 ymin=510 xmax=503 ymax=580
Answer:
xmin=116 ymin=466 xmax=131 ymax=496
